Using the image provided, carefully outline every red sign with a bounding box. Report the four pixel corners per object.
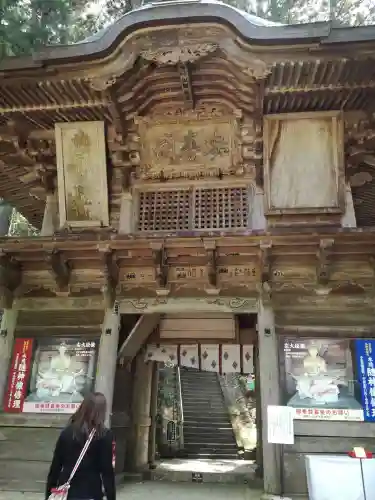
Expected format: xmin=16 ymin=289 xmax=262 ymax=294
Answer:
xmin=4 ymin=338 xmax=33 ymax=413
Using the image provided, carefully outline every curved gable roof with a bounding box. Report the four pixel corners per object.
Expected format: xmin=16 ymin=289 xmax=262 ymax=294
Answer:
xmin=2 ymin=0 xmax=375 ymax=71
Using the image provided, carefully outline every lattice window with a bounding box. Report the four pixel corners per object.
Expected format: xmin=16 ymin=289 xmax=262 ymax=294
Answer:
xmin=138 ymin=190 xmax=191 ymax=232
xmin=194 ymin=187 xmax=248 ymax=230
xmin=137 ymin=186 xmax=249 ymax=232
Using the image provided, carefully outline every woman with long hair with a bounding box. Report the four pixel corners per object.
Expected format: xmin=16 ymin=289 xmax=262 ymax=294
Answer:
xmin=45 ymin=392 xmax=116 ymax=500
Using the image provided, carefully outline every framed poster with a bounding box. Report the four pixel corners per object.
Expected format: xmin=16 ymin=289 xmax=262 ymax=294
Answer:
xmin=355 ymin=339 xmax=375 ymax=422
xmin=282 ymin=338 xmax=363 ymax=421
xmin=4 ymin=338 xmax=99 ymax=414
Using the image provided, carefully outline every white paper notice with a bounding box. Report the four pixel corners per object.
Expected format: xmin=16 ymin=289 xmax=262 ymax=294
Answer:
xmin=267 ymin=405 xmax=295 ymax=445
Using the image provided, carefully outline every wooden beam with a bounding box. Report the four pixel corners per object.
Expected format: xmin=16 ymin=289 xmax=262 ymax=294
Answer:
xmin=276 ymin=325 xmax=375 ymax=335
xmin=316 ymin=238 xmax=334 ymax=285
xmin=46 ymin=249 xmax=71 ymax=295
xmin=98 ymin=245 xmax=119 ymax=308
xmin=0 ymin=251 xmax=21 ymax=308
xmin=203 ymin=239 xmax=218 ymax=291
xmin=118 ymin=314 xmax=161 ymax=364
xmin=257 ymin=300 xmax=281 ymax=495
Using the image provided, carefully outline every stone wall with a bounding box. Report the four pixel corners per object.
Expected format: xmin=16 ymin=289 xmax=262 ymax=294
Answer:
xmin=218 ymin=374 xmax=256 ymax=453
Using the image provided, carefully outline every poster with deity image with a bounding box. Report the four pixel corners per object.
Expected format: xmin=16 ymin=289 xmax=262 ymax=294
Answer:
xmin=21 ymin=338 xmax=99 ymax=414
xmin=283 ymin=338 xmax=363 ymax=421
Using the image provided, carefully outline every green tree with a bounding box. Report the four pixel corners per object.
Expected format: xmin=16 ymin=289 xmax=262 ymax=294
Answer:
xmin=8 ymin=209 xmax=38 ymax=237
xmin=0 ymin=0 xmax=101 ymax=58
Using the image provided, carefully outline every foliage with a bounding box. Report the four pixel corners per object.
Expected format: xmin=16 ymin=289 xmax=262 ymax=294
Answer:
xmin=249 ymin=0 xmax=375 ymax=25
xmin=0 ymin=0 xmax=103 ymax=58
xmin=8 ymin=209 xmax=39 ymax=237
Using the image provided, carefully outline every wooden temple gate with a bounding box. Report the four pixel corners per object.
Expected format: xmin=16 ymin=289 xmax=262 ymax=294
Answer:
xmin=1 ymin=0 xmax=375 ymax=496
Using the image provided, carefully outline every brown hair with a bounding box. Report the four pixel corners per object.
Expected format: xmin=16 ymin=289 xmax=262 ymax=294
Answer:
xmin=69 ymin=392 xmax=107 ymax=439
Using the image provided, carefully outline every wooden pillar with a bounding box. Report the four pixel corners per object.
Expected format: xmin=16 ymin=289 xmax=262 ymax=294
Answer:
xmin=148 ymin=362 xmax=160 ymax=468
xmin=0 ymin=309 xmax=18 ymax=407
xmin=258 ymin=300 xmax=281 ymax=497
xmin=95 ymin=308 xmax=121 ymax=425
xmin=41 ymin=192 xmax=59 ymax=236
xmin=341 ymin=183 xmax=357 ymax=228
xmin=118 ymin=191 xmax=134 ymax=234
xmin=132 ymin=353 xmax=153 ymax=470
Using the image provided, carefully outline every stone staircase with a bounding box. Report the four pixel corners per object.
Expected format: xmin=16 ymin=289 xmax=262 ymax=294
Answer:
xmin=180 ymin=368 xmax=238 ymax=459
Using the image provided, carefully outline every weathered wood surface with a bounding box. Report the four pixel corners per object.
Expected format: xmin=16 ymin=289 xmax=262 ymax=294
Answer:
xmin=159 ymin=314 xmax=236 ymax=340
xmin=0 ymin=459 xmax=48 ymax=492
xmin=55 ymin=121 xmax=109 ymax=228
xmin=281 ymin=421 xmax=375 ymax=495
xmin=118 ymin=314 xmax=161 ymax=364
xmin=264 ymin=112 xmax=343 ymax=213
xmin=257 ymin=301 xmax=281 ymax=496
xmin=1 ymin=232 xmax=375 ymax=304
xmin=0 ymin=426 xmax=61 ymax=492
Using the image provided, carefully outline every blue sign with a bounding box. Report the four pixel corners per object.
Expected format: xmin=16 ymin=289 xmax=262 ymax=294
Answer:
xmin=355 ymin=339 xmax=375 ymax=422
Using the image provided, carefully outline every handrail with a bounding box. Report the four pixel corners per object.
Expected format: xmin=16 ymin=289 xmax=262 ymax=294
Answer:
xmin=176 ymin=366 xmax=184 ymax=448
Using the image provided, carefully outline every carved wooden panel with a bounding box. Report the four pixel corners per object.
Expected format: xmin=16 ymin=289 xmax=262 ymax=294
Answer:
xmin=135 ymin=106 xmax=242 ymax=181
xmin=217 ymin=264 xmax=259 ymax=286
xmin=168 ymin=266 xmax=207 ymax=283
xmin=264 ymin=111 xmax=344 ymax=214
xmin=119 ymin=267 xmax=155 ymax=285
xmin=137 ymin=186 xmax=249 ymax=232
xmin=55 ymin=121 xmax=109 ymax=228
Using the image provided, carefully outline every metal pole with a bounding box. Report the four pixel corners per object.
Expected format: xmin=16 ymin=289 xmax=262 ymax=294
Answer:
xmin=360 ymin=458 xmax=367 ymax=500
xmin=280 ymin=443 xmax=285 ymax=498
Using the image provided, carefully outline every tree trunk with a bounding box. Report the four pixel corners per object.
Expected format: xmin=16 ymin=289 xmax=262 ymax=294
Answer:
xmin=0 ymin=201 xmax=13 ymax=236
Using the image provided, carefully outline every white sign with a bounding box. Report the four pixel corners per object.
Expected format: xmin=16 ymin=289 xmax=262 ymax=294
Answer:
xmin=294 ymin=408 xmax=364 ymax=421
xmin=23 ymin=402 xmax=80 ymax=414
xmin=267 ymin=405 xmax=294 ymax=445
xmin=305 ymin=454 xmax=375 ymax=500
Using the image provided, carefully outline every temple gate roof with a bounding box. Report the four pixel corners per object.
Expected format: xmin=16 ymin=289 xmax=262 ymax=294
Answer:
xmin=1 ymin=0 xmax=375 ymax=228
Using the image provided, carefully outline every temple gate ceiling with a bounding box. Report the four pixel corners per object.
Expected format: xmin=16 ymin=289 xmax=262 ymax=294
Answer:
xmin=2 ymin=1 xmax=375 ymax=227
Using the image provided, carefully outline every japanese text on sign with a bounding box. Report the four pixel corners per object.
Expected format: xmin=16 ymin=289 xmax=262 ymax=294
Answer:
xmin=355 ymin=339 xmax=375 ymax=422
xmin=4 ymin=338 xmax=33 ymax=413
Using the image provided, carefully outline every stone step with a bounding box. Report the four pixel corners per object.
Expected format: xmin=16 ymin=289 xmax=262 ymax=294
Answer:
xmin=181 ymin=380 xmax=220 ymax=386
xmin=182 ymin=404 xmax=227 ymax=412
xmin=183 ymin=413 xmax=229 ymax=420
xmin=184 ymin=419 xmax=232 ymax=427
xmin=183 ymin=407 xmax=226 ymax=413
xmin=185 ymin=452 xmax=239 ymax=459
xmin=184 ymin=412 xmax=230 ymax=425
xmin=181 ymin=387 xmax=221 ymax=394
xmin=181 ymin=393 xmax=225 ymax=401
xmin=184 ymin=439 xmax=236 ymax=447
xmin=184 ymin=432 xmax=235 ymax=442
xmin=183 ymin=423 xmax=234 ymax=431
xmin=182 ymin=400 xmax=226 ymax=407
xmin=148 ymin=468 xmax=261 ymax=485
xmin=181 ymin=377 xmax=220 ymax=386
xmin=184 ymin=440 xmax=238 ymax=448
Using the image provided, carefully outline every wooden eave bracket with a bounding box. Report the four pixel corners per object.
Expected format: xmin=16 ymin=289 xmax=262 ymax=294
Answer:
xmin=46 ymin=249 xmax=71 ymax=295
xmin=0 ymin=250 xmax=22 ymax=308
xmin=316 ymin=238 xmax=334 ymax=286
xmin=98 ymin=244 xmax=119 ymax=308
xmin=150 ymin=241 xmax=169 ymax=296
xmin=203 ymin=238 xmax=219 ymax=295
